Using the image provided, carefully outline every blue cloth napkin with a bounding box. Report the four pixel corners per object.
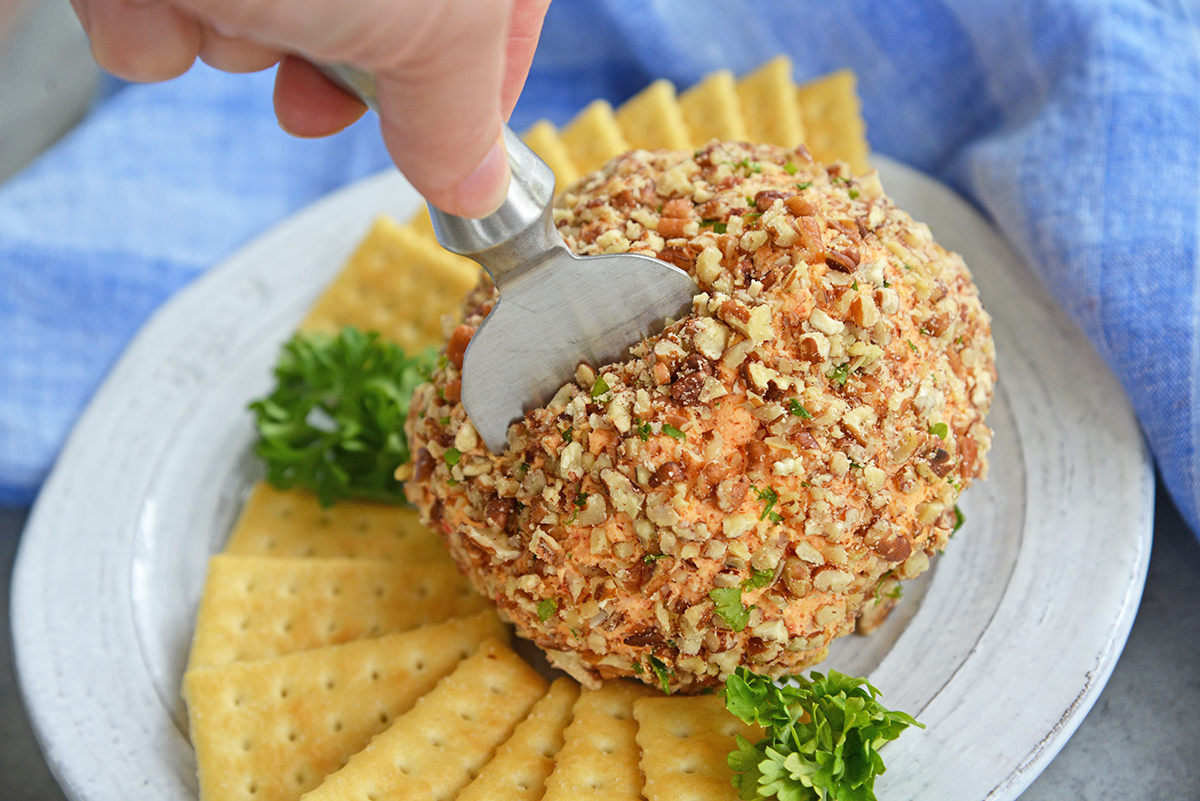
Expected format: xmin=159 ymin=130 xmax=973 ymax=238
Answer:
xmin=2 ymin=0 xmax=1198 ymax=540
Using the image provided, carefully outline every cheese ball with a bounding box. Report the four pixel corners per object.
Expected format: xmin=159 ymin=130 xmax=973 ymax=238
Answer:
xmin=404 ymin=141 xmax=995 ymax=693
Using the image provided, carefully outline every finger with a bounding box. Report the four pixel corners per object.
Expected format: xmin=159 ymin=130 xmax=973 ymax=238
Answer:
xmin=83 ymin=0 xmax=204 ymax=82
xmin=373 ymin=0 xmax=515 ymax=216
xmin=500 ymin=0 xmax=552 ymax=119
xmin=273 ymin=55 xmax=368 ymax=137
xmin=170 ymin=0 xmax=518 ymax=217
xmin=198 ymin=24 xmax=284 ymax=74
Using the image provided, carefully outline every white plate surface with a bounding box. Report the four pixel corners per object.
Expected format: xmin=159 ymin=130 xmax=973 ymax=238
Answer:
xmin=12 ymin=157 xmax=1153 ymax=801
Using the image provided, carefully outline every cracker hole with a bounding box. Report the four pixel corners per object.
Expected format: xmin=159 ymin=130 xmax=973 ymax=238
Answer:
xmin=488 ymin=683 xmax=504 ymax=696
xmin=279 ymin=687 xmax=290 ymax=699
xmin=281 ymin=620 xmax=293 ymax=633
xmin=357 ymin=521 xmax=371 ymax=533
xmin=416 ymin=583 xmax=430 ymax=599
xmin=370 ymin=670 xmax=381 ymax=682
xmin=380 ymin=712 xmax=390 ymax=725
xmin=517 ymin=782 xmax=530 ymax=791
xmin=294 ymin=773 xmax=306 ymax=786
xmin=327 ymin=621 xmax=339 ymax=634
xmin=238 ymin=618 xmax=250 ymax=631
xmin=374 ymin=586 xmax=386 ymax=599
xmin=332 ymin=720 xmax=344 ymax=733
xmin=331 ymin=584 xmax=342 ymax=597
xmin=247 ymin=783 xmax=258 ymax=795
xmin=241 ymin=739 xmax=252 ymax=752
xmin=303 ymin=546 xmax=317 ymax=557
xmin=286 ymin=584 xmax=298 ymax=596
xmin=324 ymin=677 xmax=336 ymax=691
xmin=287 ymin=731 xmax=297 ymax=743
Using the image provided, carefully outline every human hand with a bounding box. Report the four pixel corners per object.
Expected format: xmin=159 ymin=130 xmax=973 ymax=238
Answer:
xmin=68 ymin=0 xmax=552 ymax=217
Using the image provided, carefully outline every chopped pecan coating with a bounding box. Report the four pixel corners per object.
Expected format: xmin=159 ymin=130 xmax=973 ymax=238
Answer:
xmin=405 ymin=141 xmax=995 ymax=693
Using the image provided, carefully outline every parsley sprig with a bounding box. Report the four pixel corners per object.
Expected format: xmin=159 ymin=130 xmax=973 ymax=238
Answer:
xmin=249 ymin=327 xmax=437 ymax=507
xmin=723 ymin=667 xmax=923 ymax=801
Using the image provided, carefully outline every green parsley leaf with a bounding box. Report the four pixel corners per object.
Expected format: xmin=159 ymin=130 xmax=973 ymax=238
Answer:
xmin=663 ymin=423 xmax=686 ymax=441
xmin=953 ymin=504 xmax=966 ymax=533
xmin=248 ymin=327 xmax=437 ymax=507
xmin=796 ymin=181 xmax=813 ymax=190
xmin=648 ymin=655 xmax=673 ymax=694
xmin=783 ymin=161 xmax=798 ymax=175
xmin=636 ymin=418 xmax=652 ymax=442
xmin=907 ymin=339 xmax=918 ymax=353
xmin=827 ymin=363 xmax=852 ymax=386
xmin=591 ymin=376 xmax=611 ymax=399
xmin=560 ymin=427 xmax=574 ymax=443
xmin=710 ymin=587 xmax=754 ymax=631
xmin=741 ymin=569 xmax=775 ymax=590
xmin=788 ymin=399 xmax=812 ymax=419
xmin=753 ymin=485 xmax=781 ymax=522
xmin=537 ymin=599 xmax=558 ymax=622
xmin=444 ymin=447 xmax=462 ymax=466
xmin=643 ymin=553 xmax=670 ymax=563
xmin=929 ymin=422 xmax=949 ymax=440
xmin=722 ymin=667 xmax=924 ymax=801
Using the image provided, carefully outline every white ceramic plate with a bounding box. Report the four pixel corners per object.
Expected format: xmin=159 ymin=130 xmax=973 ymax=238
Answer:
xmin=12 ymin=157 xmax=1153 ymax=801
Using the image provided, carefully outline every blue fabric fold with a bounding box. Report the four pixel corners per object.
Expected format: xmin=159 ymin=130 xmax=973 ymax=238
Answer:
xmin=2 ymin=0 xmax=1198 ymax=539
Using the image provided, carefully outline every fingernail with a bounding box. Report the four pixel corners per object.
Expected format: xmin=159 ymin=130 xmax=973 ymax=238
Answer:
xmin=451 ymin=137 xmax=509 ymax=218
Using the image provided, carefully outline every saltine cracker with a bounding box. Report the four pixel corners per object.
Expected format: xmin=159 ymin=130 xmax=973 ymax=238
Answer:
xmin=301 ymin=639 xmax=547 ymax=801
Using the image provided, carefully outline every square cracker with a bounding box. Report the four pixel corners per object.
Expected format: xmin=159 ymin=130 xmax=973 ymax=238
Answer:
xmin=796 ymin=68 xmax=871 ymax=174
xmin=302 ymin=639 xmax=548 ymax=801
xmin=186 ymin=554 xmax=488 ymax=670
xmin=737 ymin=55 xmax=805 ymax=149
xmin=523 ymin=120 xmax=581 ymax=190
xmin=457 ymin=676 xmax=582 ymax=801
xmin=300 ymin=215 xmax=479 ymax=353
xmin=634 ymin=694 xmax=764 ymax=800
xmin=542 ymin=680 xmax=659 ymax=801
xmin=615 ymin=79 xmax=693 ymax=151
xmin=222 ymin=483 xmax=450 ymax=563
xmin=184 ymin=611 xmax=507 ymax=801
xmin=680 ymin=69 xmax=749 ymax=144
xmin=560 ymin=99 xmax=631 ymax=176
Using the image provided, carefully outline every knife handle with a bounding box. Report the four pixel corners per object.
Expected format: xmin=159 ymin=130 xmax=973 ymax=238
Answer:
xmin=315 ymin=62 xmax=563 ymax=288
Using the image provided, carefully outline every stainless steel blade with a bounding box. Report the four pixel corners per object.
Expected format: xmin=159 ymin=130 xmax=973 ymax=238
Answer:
xmin=318 ymin=64 xmax=699 ymax=453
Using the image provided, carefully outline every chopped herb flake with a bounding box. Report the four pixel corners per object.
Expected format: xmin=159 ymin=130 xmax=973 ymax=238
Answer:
xmin=663 ymin=424 xmax=686 ymax=441
xmin=648 ymin=655 xmax=672 ymax=694
xmin=783 ymin=161 xmax=798 ymax=175
xmin=929 ymin=422 xmax=949 ymax=439
xmin=536 ymin=599 xmax=557 ymax=621
xmin=753 ymin=485 xmax=780 ymax=522
xmin=636 ymin=418 xmax=652 ymax=441
xmin=797 ymin=181 xmax=813 ymax=190
xmin=827 ymin=363 xmax=852 ymax=386
xmin=788 ymin=399 xmax=812 ymax=419
xmin=444 ymin=447 xmax=462 ymax=466
xmin=741 ymin=569 xmax=775 ymax=590
xmin=590 ymin=376 xmax=610 ymax=398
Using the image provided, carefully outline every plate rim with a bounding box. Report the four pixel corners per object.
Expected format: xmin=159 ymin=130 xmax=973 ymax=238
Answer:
xmin=10 ymin=156 xmax=1154 ymax=801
